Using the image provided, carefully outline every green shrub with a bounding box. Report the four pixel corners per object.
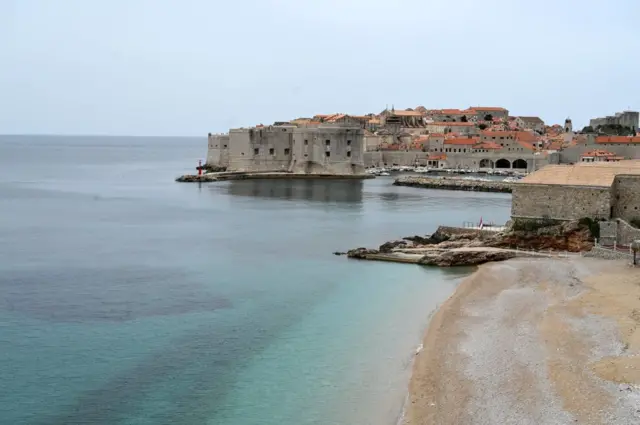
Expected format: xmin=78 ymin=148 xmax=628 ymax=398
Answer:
xmin=578 ymin=217 xmax=600 ymax=238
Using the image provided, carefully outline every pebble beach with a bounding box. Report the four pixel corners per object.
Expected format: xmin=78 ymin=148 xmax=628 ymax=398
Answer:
xmin=404 ymin=257 xmax=640 ymax=425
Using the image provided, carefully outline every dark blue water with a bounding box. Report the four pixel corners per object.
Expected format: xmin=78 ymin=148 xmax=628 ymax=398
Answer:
xmin=0 ymin=135 xmax=512 ymax=425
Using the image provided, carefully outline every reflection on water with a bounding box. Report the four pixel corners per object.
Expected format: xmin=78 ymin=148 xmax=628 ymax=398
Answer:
xmin=221 ymin=179 xmax=364 ymax=204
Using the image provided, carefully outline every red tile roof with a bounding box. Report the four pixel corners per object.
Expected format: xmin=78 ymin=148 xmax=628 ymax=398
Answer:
xmin=473 ymin=142 xmax=502 ymax=150
xmin=515 ymin=131 xmax=539 ymax=142
xmin=517 ymin=141 xmax=536 ymax=151
xmin=581 ymin=149 xmax=616 ymax=157
xmin=595 ymin=136 xmax=640 ymax=144
xmin=428 ymin=154 xmax=447 ymax=160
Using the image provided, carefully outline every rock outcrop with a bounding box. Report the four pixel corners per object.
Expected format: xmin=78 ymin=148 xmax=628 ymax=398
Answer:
xmin=418 ymin=249 xmax=516 ymax=267
xmin=343 ymin=219 xmax=595 ymax=267
xmin=488 ymin=219 xmax=594 ymax=252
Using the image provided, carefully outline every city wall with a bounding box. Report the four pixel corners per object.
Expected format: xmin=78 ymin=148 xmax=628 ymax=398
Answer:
xmin=511 ymin=184 xmax=611 ymax=220
xmin=363 ymin=151 xmax=548 ymax=171
xmin=560 ymin=144 xmax=640 ymax=164
xmin=613 ymin=175 xmax=640 ymax=222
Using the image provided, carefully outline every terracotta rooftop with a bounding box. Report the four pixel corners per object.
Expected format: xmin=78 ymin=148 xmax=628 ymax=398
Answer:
xmin=428 ymin=153 xmax=447 ymax=160
xmin=595 ymin=136 xmax=640 ymax=144
xmin=515 ymin=131 xmax=539 ymax=142
xmin=518 ymin=161 xmax=640 ymax=187
xmin=473 ymin=142 xmax=502 ymax=150
xmin=517 ymin=141 xmax=536 ymax=151
xmin=581 ymin=149 xmax=616 ymax=157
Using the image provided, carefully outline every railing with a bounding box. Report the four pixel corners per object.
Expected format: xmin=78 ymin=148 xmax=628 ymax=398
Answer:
xmin=593 ymin=238 xmax=633 ymax=257
xmin=512 ymin=247 xmax=577 ymax=258
xmin=462 ymin=221 xmax=505 ymax=232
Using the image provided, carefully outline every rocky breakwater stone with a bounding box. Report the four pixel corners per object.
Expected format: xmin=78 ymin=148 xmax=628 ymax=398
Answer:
xmin=418 ymin=249 xmax=516 ymax=267
xmin=346 ymin=247 xmax=379 ymax=259
xmin=393 ymin=176 xmax=513 ymax=193
xmin=175 ymin=174 xmax=219 ymax=183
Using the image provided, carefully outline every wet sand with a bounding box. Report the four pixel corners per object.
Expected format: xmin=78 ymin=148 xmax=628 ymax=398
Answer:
xmin=404 ymin=257 xmax=640 ymax=425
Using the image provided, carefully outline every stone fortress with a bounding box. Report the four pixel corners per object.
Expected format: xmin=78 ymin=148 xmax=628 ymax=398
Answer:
xmin=207 ymin=116 xmax=365 ymax=175
xmin=590 ymin=110 xmax=639 ymax=131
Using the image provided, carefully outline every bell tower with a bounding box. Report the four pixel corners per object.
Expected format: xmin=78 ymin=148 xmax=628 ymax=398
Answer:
xmin=564 ymin=118 xmax=573 ymax=134
xmin=564 ymin=118 xmax=573 ymax=144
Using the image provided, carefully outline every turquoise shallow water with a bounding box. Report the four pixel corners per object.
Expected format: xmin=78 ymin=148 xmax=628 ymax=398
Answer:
xmin=0 ymin=136 xmax=512 ymax=425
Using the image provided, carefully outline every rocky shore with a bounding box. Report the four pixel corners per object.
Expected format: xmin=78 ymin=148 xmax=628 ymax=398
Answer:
xmin=343 ymin=220 xmax=594 ymax=267
xmin=393 ymin=176 xmax=513 ymax=193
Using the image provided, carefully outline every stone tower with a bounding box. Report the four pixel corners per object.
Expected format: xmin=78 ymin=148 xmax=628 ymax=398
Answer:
xmin=563 ymin=118 xmax=573 ymax=144
xmin=564 ymin=118 xmax=573 ymax=134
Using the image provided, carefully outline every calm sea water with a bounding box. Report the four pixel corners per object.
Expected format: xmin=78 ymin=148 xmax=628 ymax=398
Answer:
xmin=0 ymin=135 xmax=512 ymax=425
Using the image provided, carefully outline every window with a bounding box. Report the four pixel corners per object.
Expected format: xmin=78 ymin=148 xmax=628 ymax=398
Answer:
xmin=254 ymin=148 xmax=259 ymax=155
xmin=269 ymin=148 xmax=274 ymax=155
xmin=347 ymin=151 xmax=351 ymax=157
xmin=304 ymin=139 xmax=308 ymax=145
xmin=304 ymin=154 xmax=308 ymax=157
xmin=325 ymin=151 xmax=330 ymax=157
xmin=347 ymin=140 xmax=352 ymax=146
xmin=325 ymin=139 xmax=331 ymax=146
xmin=284 ymin=148 xmax=290 ymax=155
xmin=223 ymin=144 xmax=227 ymax=148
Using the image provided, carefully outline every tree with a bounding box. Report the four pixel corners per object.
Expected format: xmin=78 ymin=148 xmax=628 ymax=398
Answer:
xmin=460 ymin=115 xmax=468 ymax=122
xmin=478 ymin=123 xmax=488 ymax=130
xmin=484 ymin=114 xmax=493 ymax=121
xmin=581 ymin=126 xmax=594 ymax=133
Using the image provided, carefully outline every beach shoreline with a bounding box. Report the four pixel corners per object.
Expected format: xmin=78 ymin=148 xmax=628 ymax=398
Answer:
xmin=402 ymin=257 xmax=640 ymax=425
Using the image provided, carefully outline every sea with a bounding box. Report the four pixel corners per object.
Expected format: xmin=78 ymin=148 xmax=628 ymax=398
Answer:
xmin=0 ymin=135 xmax=512 ymax=425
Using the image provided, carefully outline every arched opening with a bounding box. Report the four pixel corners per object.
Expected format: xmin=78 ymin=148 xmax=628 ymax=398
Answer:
xmin=495 ymin=158 xmax=511 ymax=169
xmin=512 ymin=159 xmax=527 ymax=169
xmin=479 ymin=159 xmax=494 ymax=169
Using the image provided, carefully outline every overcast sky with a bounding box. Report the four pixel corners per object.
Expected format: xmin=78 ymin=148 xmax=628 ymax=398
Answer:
xmin=1 ymin=0 xmax=638 ymax=136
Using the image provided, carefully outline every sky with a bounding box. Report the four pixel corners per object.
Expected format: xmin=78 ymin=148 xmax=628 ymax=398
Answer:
xmin=1 ymin=0 xmax=639 ymax=136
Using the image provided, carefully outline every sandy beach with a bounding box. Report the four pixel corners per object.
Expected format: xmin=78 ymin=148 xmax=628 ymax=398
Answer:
xmin=404 ymin=257 xmax=640 ymax=425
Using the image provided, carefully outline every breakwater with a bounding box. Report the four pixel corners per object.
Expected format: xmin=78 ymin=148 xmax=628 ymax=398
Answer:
xmin=176 ymin=172 xmax=374 ymax=183
xmin=393 ymin=176 xmax=513 ymax=193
